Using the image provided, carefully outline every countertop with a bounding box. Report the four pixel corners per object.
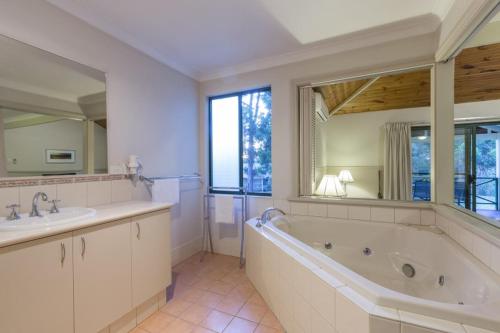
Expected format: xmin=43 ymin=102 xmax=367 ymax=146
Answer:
xmin=0 ymin=200 xmax=172 ymax=248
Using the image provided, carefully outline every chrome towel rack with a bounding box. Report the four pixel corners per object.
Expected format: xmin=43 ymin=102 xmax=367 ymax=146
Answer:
xmin=201 ymin=186 xmax=248 ymax=268
xmin=139 ymin=173 xmax=202 ymax=185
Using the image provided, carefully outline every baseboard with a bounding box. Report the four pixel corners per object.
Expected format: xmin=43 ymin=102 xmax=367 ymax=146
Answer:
xmin=171 ymin=236 xmax=203 ymax=265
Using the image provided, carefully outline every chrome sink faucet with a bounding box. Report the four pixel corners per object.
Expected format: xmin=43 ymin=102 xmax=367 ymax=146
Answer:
xmin=30 ymin=192 xmax=48 ymax=217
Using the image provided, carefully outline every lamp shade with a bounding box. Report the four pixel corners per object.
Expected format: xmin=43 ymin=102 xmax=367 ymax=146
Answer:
xmin=315 ymin=175 xmax=345 ymax=196
xmin=338 ymin=169 xmax=354 ymax=183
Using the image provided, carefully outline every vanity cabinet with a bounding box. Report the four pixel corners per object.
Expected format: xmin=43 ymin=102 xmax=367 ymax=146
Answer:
xmin=0 ymin=208 xmax=171 ymax=333
xmin=132 ymin=210 xmax=172 ymax=306
xmin=73 ymin=219 xmax=133 ymax=333
xmin=0 ymin=233 xmax=74 ymax=333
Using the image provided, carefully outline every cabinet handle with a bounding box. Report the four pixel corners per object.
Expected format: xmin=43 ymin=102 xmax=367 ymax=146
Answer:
xmin=60 ymin=242 xmax=66 ymax=264
xmin=81 ymin=237 xmax=86 ymax=257
xmin=136 ymin=223 xmax=141 ymax=240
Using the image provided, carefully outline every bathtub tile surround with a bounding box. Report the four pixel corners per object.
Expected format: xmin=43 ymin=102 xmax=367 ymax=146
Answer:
xmin=348 ymin=205 xmax=371 ymax=221
xmin=371 ymin=206 xmax=395 ymax=223
xmin=436 ymin=209 xmax=500 ymax=276
xmin=245 ymin=205 xmax=500 ymax=333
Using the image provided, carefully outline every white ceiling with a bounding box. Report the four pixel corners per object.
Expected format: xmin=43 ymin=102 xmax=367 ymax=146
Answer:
xmin=45 ymin=0 xmax=456 ymax=81
xmin=0 ymin=34 xmax=105 ymax=102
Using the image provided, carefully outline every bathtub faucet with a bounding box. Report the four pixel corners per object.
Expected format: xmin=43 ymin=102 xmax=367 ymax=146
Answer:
xmin=257 ymin=207 xmax=286 ymax=227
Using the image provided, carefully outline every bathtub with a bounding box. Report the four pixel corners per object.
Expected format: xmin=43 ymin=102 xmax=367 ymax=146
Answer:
xmin=246 ymin=215 xmax=500 ymax=332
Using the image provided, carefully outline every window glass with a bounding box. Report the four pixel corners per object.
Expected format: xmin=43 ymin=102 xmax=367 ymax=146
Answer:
xmin=210 ymin=96 xmax=240 ymax=189
xmin=242 ymin=90 xmax=272 ymax=194
xmin=209 ymin=88 xmax=272 ymax=195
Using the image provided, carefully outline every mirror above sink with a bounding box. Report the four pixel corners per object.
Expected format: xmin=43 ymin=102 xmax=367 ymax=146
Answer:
xmin=0 ymin=34 xmax=108 ymax=177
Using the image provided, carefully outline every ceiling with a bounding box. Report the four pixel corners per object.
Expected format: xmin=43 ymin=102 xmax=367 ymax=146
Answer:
xmin=316 ymin=41 xmax=500 ymax=115
xmin=45 ymin=0 xmax=455 ymax=80
xmin=317 ymin=70 xmax=431 ymax=115
xmin=0 ymin=34 xmax=105 ymax=102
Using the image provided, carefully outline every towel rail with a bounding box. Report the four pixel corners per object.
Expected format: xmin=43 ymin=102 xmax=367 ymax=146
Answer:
xmin=201 ymin=186 xmax=248 ymax=268
xmin=139 ymin=174 xmax=202 ymax=185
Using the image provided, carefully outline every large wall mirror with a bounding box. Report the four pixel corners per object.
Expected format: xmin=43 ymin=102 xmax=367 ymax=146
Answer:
xmin=299 ymin=66 xmax=432 ymax=202
xmin=451 ymin=11 xmax=500 ymax=222
xmin=0 ymin=35 xmax=107 ymax=177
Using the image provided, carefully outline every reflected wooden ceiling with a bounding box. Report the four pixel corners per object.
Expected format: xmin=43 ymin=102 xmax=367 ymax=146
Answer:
xmin=315 ymin=42 xmax=500 ymax=117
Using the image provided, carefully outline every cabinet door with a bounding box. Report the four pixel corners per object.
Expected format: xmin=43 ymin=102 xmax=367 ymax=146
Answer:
xmin=0 ymin=233 xmax=73 ymax=333
xmin=74 ymin=220 xmax=132 ymax=333
xmin=132 ymin=210 xmax=171 ymax=306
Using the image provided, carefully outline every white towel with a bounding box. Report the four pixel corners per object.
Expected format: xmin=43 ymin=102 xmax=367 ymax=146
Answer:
xmin=152 ymin=178 xmax=180 ymax=204
xmin=214 ymin=195 xmax=234 ymax=224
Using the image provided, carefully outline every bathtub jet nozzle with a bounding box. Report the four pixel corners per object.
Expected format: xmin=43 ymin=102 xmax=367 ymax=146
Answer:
xmin=439 ymin=275 xmax=445 ymax=286
xmin=402 ymin=263 xmax=416 ymax=278
xmin=324 ymin=242 xmax=333 ymax=250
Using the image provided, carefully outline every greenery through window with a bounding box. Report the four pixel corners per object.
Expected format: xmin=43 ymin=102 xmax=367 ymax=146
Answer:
xmin=209 ymin=87 xmax=272 ymax=195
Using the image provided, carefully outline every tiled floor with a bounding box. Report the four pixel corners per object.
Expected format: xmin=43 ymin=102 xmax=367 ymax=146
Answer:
xmin=132 ymin=252 xmax=284 ymax=333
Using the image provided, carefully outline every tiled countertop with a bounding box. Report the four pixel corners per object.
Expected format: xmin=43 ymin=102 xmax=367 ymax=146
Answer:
xmin=0 ymin=200 xmax=172 ymax=248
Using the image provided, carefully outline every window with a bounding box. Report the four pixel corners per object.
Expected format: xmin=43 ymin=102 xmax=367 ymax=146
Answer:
xmin=209 ymin=87 xmax=272 ymax=195
xmin=411 ymin=126 xmax=431 ymax=201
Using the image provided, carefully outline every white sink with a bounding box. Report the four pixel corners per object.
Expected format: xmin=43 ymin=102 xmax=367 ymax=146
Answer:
xmin=0 ymin=207 xmax=97 ymax=231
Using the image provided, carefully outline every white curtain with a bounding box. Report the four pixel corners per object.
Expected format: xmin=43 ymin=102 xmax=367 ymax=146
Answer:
xmin=0 ymin=112 xmax=7 ymax=177
xmin=383 ymin=122 xmax=412 ymax=200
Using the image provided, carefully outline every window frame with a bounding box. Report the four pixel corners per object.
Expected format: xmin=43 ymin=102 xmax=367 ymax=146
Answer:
xmin=208 ymin=86 xmax=272 ymax=196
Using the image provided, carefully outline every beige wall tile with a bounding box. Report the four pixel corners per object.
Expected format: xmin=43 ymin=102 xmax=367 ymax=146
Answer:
xmin=0 ymin=187 xmax=20 ymax=217
xmin=327 ymin=204 xmax=348 ymax=219
xmin=395 ymin=208 xmax=421 ymax=225
xmin=370 ymin=315 xmax=400 ymax=333
xmin=308 ymin=203 xmax=327 ymax=217
xmin=112 ymin=179 xmax=133 ymax=203
xmin=88 ymin=181 xmax=112 ymax=206
xmin=57 ymin=182 xmax=87 ymax=207
xmin=371 ymin=207 xmax=395 ymax=223
xmin=348 ymin=206 xmax=370 ymax=221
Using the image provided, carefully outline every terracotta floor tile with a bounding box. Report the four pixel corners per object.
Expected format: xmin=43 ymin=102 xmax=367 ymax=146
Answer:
xmin=139 ymin=311 xmax=176 ymax=333
xmin=214 ymin=297 xmax=246 ymax=316
xmin=208 ymin=281 xmax=235 ymax=295
xmin=222 ymin=317 xmax=258 ymax=333
xmin=177 ymin=288 xmax=205 ymax=303
xmin=247 ymin=292 xmax=266 ymax=307
xmin=192 ymin=327 xmax=216 ymax=333
xmin=260 ymin=310 xmax=281 ymax=329
xmin=161 ymin=299 xmax=193 ymax=316
xmin=205 ymin=269 xmax=226 ymax=281
xmin=162 ymin=318 xmax=195 ymax=333
xmin=192 ymin=278 xmax=216 ymax=291
xmin=254 ymin=324 xmax=284 ymax=333
xmin=130 ymin=327 xmax=149 ymax=333
xmin=197 ymin=291 xmax=223 ymax=308
xmin=199 ymin=310 xmax=233 ymax=333
xmin=156 ymin=253 xmax=284 ymax=333
xmin=179 ymin=304 xmax=212 ymax=324
xmin=236 ymin=303 xmax=267 ymax=323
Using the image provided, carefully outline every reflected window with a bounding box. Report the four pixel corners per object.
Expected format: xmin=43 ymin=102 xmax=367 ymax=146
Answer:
xmin=308 ymin=68 xmax=431 ymax=201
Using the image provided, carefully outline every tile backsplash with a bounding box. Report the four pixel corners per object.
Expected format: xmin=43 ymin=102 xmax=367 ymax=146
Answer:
xmin=0 ymin=174 xmax=132 ymax=216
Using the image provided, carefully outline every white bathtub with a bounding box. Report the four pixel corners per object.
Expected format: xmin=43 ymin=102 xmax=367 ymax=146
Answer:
xmin=253 ymin=215 xmax=500 ymax=331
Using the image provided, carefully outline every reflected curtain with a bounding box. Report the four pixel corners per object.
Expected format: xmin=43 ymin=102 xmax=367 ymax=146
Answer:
xmin=383 ymin=122 xmax=412 ymax=200
xmin=0 ymin=112 xmax=7 ymax=177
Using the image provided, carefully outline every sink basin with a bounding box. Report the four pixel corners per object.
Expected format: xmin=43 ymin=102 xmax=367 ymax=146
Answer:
xmin=0 ymin=207 xmax=97 ymax=231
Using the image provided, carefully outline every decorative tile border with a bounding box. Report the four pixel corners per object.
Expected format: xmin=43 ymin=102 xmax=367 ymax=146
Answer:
xmin=0 ymin=174 xmax=128 ymax=188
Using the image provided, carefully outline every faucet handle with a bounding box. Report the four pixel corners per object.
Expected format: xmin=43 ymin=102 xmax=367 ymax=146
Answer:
xmin=6 ymin=204 xmax=20 ymax=220
xmin=48 ymin=199 xmax=61 ymax=214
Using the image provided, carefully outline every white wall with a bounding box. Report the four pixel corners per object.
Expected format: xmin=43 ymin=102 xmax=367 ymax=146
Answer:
xmin=0 ymin=1 xmax=202 ymax=263
xmin=5 ymin=119 xmax=84 ymax=174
